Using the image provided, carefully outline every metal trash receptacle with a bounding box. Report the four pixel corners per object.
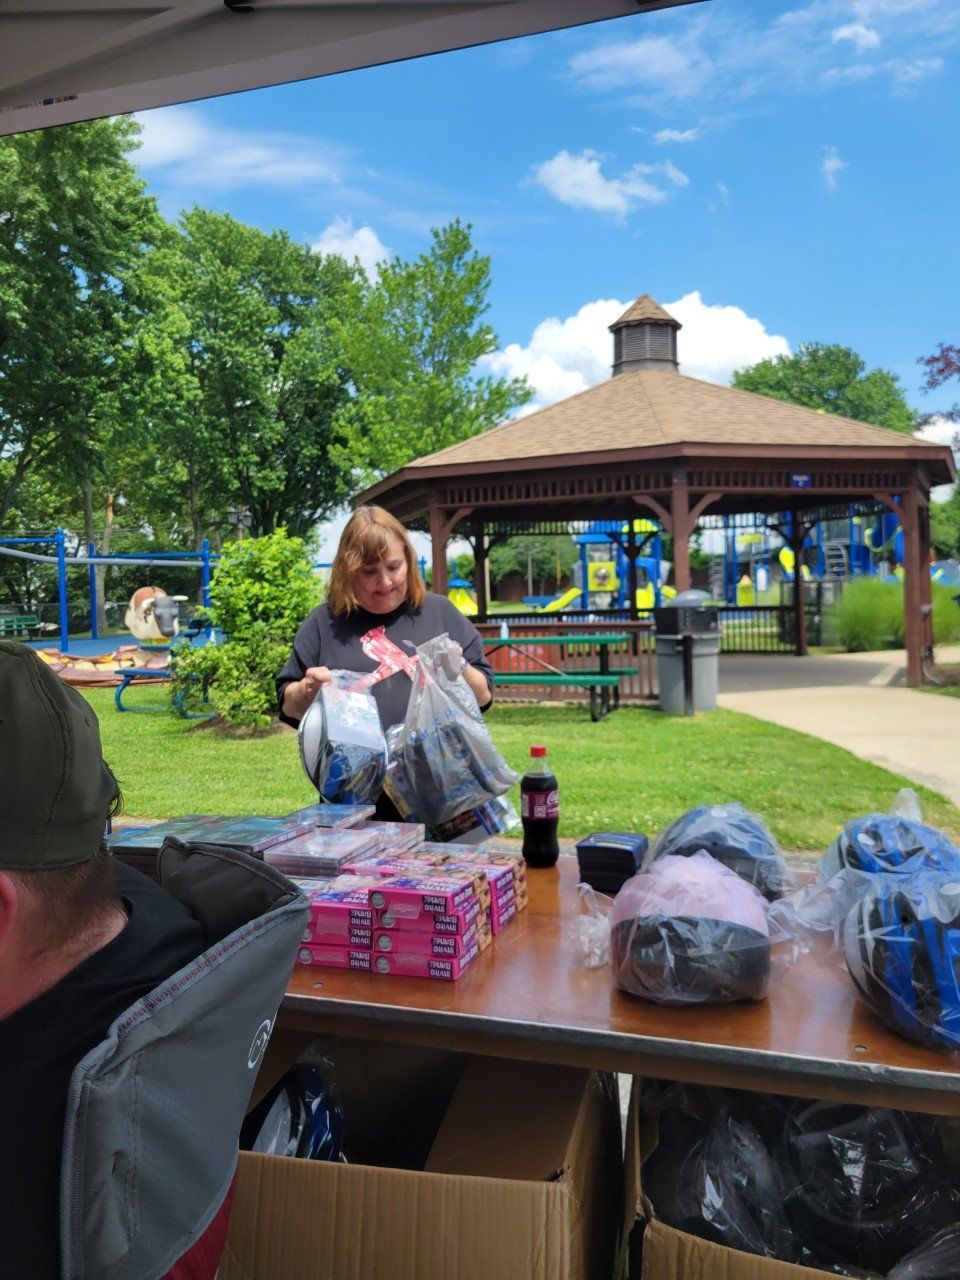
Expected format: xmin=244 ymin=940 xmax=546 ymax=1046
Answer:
xmin=654 ymin=591 xmax=720 ymax=716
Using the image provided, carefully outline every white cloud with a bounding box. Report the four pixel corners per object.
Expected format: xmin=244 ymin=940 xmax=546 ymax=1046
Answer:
xmin=653 ymin=127 xmax=700 ymax=144
xmin=916 ymin=416 xmax=960 ymax=501
xmin=821 ymin=146 xmax=848 ymax=191
xmin=569 ymin=34 xmax=710 ymax=98
xmin=134 ymin=104 xmax=345 ymax=192
xmin=528 ymin=150 xmax=666 ymax=219
xmin=893 ymin=56 xmax=944 ymax=84
xmin=312 ymin=217 xmax=391 ymax=278
xmin=662 ymin=160 xmax=690 ymax=187
xmin=832 ymin=22 xmax=881 ymax=49
xmin=481 ymin=292 xmax=790 ymax=414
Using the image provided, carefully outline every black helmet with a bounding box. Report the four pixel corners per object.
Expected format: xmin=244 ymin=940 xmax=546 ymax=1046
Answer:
xmin=642 ymin=1085 xmax=802 ymax=1262
xmin=823 ymin=815 xmax=960 ymax=878
xmin=611 ymin=854 xmax=771 ymax=1004
xmin=843 ymin=871 xmax=960 ymax=1050
xmin=777 ymin=1100 xmax=958 ymax=1274
xmin=648 ymin=803 xmax=794 ymax=901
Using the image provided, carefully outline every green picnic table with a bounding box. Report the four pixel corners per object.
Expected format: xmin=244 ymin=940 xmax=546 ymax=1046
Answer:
xmin=482 ymin=632 xmax=634 ymax=721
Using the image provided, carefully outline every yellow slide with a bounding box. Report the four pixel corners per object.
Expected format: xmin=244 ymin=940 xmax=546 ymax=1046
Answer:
xmin=448 ymin=586 xmax=478 ymax=616
xmin=540 ymin=586 xmax=583 ymax=613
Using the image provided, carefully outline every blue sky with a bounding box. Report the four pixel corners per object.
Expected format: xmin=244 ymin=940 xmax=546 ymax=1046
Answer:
xmin=132 ymin=0 xmax=959 ymax=550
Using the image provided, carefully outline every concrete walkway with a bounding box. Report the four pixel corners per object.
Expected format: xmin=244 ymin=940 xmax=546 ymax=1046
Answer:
xmin=718 ymin=647 xmax=960 ymax=808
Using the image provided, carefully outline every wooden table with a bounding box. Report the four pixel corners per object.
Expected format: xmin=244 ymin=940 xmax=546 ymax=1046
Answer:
xmin=282 ymin=857 xmax=960 ymax=1116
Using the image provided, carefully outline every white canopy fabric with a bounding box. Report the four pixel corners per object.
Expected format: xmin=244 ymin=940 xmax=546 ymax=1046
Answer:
xmin=0 ymin=0 xmax=695 ymax=137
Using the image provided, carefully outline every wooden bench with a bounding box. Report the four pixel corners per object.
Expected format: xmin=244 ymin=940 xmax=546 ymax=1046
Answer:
xmin=494 ymin=671 xmax=621 ymax=721
xmin=0 ymin=613 xmax=40 ymax=638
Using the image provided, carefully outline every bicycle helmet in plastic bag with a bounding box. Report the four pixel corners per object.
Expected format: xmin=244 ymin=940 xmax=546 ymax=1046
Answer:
xmin=611 ymin=852 xmax=772 ymax=1004
xmin=889 ymin=1223 xmax=960 ymax=1280
xmin=642 ymin=1084 xmax=800 ymax=1261
xmin=843 ymin=870 xmax=960 ymax=1050
xmin=777 ymin=1100 xmax=958 ymax=1274
xmin=298 ymin=673 xmax=387 ymax=805
xmin=822 ymin=815 xmax=960 ymax=878
xmin=646 ymin=803 xmax=794 ymax=901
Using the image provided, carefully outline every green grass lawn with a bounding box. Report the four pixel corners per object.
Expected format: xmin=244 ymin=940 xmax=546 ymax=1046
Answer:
xmin=82 ymin=688 xmax=960 ymax=853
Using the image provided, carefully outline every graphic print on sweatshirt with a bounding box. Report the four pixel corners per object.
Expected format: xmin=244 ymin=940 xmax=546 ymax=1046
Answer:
xmin=352 ymin=626 xmax=419 ymax=691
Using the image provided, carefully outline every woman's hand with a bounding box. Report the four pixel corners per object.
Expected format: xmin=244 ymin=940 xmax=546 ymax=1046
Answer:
xmin=282 ymin=666 xmax=331 ymax=722
xmin=460 ymin=654 xmax=493 ymax=709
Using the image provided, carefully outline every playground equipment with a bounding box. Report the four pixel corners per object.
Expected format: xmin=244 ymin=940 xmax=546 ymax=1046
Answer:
xmin=125 ymin=586 xmax=188 ymax=643
xmin=447 ymin=577 xmax=478 ymax=617
xmin=0 ymin=529 xmax=214 ymax=652
xmin=709 ymin=507 xmax=939 ymax=607
xmin=573 ymin=519 xmax=674 ymax=612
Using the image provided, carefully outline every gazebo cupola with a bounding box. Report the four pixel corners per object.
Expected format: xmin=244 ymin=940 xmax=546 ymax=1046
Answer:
xmin=609 ymin=293 xmax=681 ymax=375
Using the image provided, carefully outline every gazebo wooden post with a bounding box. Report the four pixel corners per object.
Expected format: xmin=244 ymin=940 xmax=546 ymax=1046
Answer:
xmin=901 ymin=487 xmax=925 ymax=686
xmin=670 ymin=466 xmax=692 ymax=593
xmin=428 ymin=499 xmax=448 ymax=597
xmin=474 ymin=517 xmax=488 ymax=621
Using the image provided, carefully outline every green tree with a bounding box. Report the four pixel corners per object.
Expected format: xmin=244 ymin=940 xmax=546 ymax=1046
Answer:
xmin=167 ymin=209 xmax=363 ymax=540
xmin=489 ymin=536 xmax=578 ymax=594
xmin=171 ymin=530 xmax=321 ymax=729
xmin=931 ymin=489 xmax=960 ymax=559
xmin=340 ymin=221 xmax=531 ymax=479
xmin=0 ymin=118 xmax=163 ymax=529
xmin=732 ymin=343 xmax=915 ymax=433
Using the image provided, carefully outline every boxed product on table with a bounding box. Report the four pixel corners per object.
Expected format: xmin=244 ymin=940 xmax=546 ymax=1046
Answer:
xmin=373 ymin=919 xmax=488 ymax=958
xmin=378 ymin=895 xmax=483 ymax=935
xmin=456 ymin=845 xmax=527 ymax=889
xmin=354 ymin=820 xmax=426 ymax=851
xmin=446 ymin=859 xmax=516 ymax=903
xmin=283 ymin=802 xmax=376 ymax=829
xmin=296 ymin=942 xmax=373 ymax=971
xmin=371 ymin=938 xmax=481 ymax=981
xmin=264 ymin=829 xmax=380 ymax=878
xmin=342 ymin=853 xmax=448 ymax=877
xmin=367 ymin=869 xmax=488 ymax=920
xmin=293 ymin=875 xmax=379 ymax=944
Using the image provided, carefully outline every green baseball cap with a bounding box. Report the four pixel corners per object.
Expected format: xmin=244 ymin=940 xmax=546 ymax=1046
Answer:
xmin=0 ymin=641 xmax=119 ymax=869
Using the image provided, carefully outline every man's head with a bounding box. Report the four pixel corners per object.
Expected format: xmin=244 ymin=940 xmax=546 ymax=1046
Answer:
xmin=0 ymin=642 xmax=123 ymax=994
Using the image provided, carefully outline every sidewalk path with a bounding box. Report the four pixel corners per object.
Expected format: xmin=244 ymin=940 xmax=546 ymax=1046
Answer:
xmin=718 ymin=648 xmax=960 ymax=808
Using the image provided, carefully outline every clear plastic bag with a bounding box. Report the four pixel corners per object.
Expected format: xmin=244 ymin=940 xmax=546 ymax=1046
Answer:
xmin=239 ymin=1061 xmax=346 ymax=1162
xmin=843 ymin=868 xmax=960 ymax=1050
xmin=392 ymin=634 xmax=518 ymax=828
xmin=611 ymin=852 xmax=775 ymax=1004
xmin=820 ymin=803 xmax=960 ymax=880
xmin=644 ymin=1084 xmax=959 ymax=1276
xmin=298 ymin=671 xmax=387 ymax=804
xmin=642 ymin=1083 xmax=802 ymax=1262
xmin=570 ymin=882 xmax=612 ymax=968
xmin=645 ymin=803 xmax=796 ymax=901
xmin=889 ymin=1223 xmax=960 ymax=1280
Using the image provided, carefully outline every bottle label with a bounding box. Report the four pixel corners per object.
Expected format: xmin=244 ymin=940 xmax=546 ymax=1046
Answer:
xmin=522 ymin=790 xmax=559 ymax=821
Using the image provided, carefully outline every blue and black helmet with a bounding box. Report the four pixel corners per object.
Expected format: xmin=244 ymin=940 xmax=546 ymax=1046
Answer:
xmin=844 ymin=871 xmax=960 ymax=1050
xmin=824 ymin=815 xmax=960 ymax=878
xmin=648 ymin=803 xmax=794 ymax=902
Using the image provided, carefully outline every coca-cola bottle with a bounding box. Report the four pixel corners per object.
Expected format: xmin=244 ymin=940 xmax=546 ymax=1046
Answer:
xmin=520 ymin=745 xmax=560 ymax=868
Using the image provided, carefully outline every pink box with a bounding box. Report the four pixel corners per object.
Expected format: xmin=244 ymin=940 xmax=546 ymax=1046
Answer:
xmin=372 ymin=939 xmax=480 ymax=980
xmin=377 ymin=896 xmax=482 ymax=935
xmin=488 ymin=894 xmax=518 ymax=934
xmin=446 ymin=860 xmax=516 ymax=901
xmin=296 ymin=942 xmax=373 ymax=971
xmin=367 ymin=870 xmax=485 ymax=919
xmin=452 ymin=847 xmax=527 ymax=889
xmin=295 ymin=875 xmax=378 ymax=941
xmin=373 ymin=920 xmax=482 ymax=958
xmin=342 ymin=855 xmax=446 ymax=878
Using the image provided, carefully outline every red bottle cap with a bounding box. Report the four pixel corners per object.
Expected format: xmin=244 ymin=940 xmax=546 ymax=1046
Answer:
xmin=530 ymin=745 xmax=547 ymax=757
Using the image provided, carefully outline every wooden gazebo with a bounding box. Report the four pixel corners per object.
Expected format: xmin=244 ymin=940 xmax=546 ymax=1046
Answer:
xmin=360 ymin=295 xmax=955 ymax=684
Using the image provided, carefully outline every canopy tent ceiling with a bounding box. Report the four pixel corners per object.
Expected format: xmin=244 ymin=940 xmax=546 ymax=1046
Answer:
xmin=0 ymin=0 xmax=697 ymax=136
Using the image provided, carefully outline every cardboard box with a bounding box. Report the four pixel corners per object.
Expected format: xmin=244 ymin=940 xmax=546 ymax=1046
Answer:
xmin=624 ymin=1080 xmax=848 ymax=1280
xmin=222 ymin=1053 xmax=623 ymax=1280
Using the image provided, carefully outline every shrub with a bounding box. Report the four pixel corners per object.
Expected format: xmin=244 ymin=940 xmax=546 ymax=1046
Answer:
xmin=831 ymin=576 xmax=960 ymax=652
xmin=171 ymin=530 xmax=321 ymax=729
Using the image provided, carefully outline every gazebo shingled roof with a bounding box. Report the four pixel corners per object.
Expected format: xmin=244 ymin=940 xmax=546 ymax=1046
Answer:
xmin=359 ymin=294 xmax=956 ymax=684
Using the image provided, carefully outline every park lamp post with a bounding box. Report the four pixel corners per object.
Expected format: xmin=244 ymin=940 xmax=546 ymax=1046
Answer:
xmin=227 ymin=506 xmax=253 ymax=541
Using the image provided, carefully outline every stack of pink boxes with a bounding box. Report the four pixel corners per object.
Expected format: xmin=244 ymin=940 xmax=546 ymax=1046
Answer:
xmin=294 ymin=843 xmax=528 ymax=981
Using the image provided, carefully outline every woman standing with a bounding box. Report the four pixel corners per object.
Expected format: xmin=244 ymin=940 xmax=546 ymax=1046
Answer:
xmin=277 ymin=506 xmax=494 ymax=816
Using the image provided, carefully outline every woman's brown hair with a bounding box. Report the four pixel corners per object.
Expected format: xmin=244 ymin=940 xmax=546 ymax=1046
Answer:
xmin=326 ymin=506 xmax=426 ymax=616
